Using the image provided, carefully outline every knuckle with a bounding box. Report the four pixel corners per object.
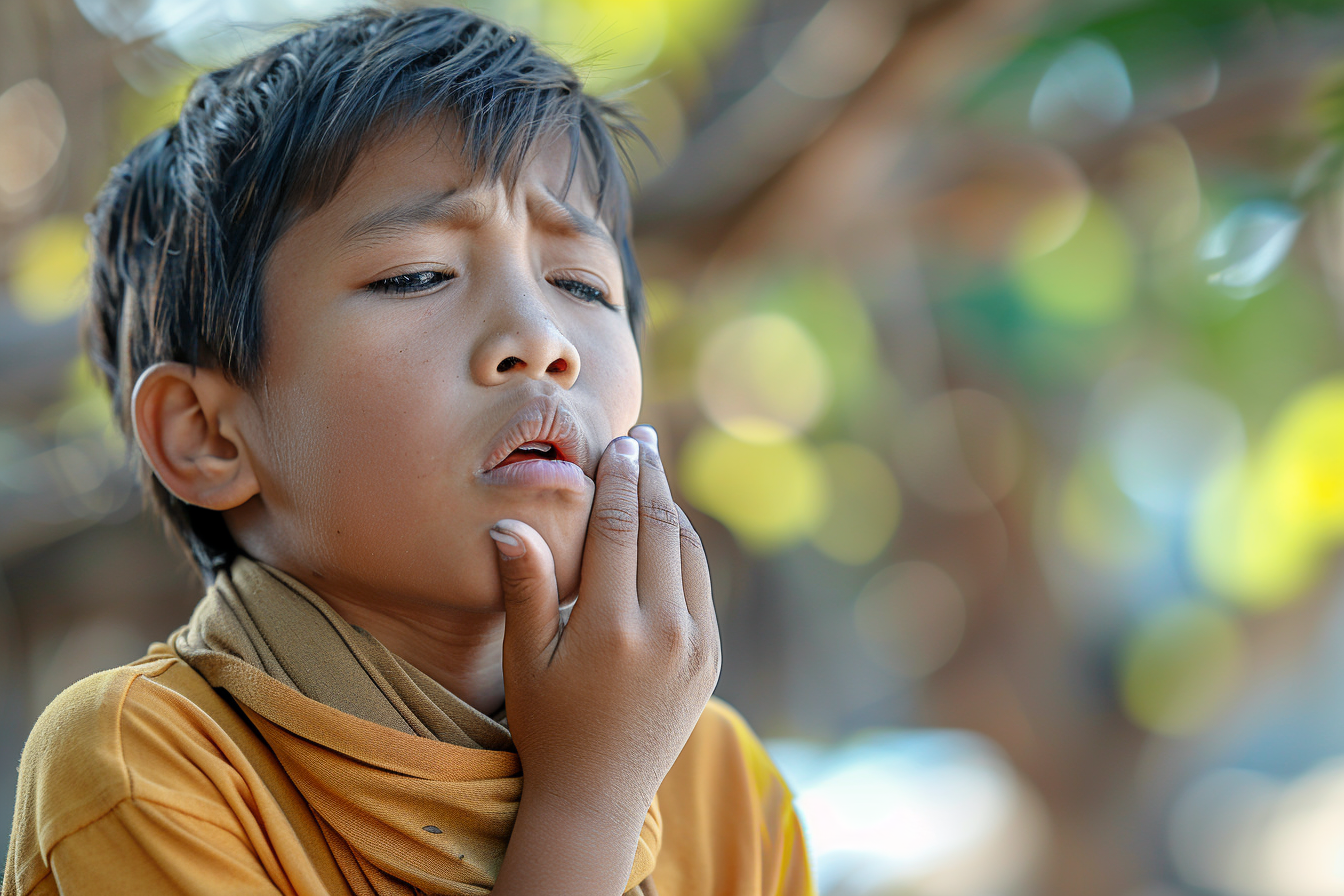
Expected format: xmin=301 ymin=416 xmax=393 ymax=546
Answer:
xmin=676 ymin=509 xmax=706 ymax=550
xmin=605 ymin=621 xmax=641 ymax=656
xmin=592 ymin=505 xmax=640 ymax=545
xmin=655 ymin=614 xmax=689 ymax=650
xmin=678 ymin=523 xmax=704 ymax=555
xmin=497 ymin=562 xmax=530 ymax=589
xmin=681 ymin=635 xmax=705 ymax=679
xmin=640 ymin=444 xmax=667 ymax=473
xmin=642 ymin=498 xmax=681 ymax=532
xmin=685 ymin=632 xmax=721 ymax=693
xmin=690 ymin=626 xmax=719 ymax=672
xmin=697 ymin=627 xmax=722 ymax=681
xmin=500 ymin=574 xmax=544 ymax=606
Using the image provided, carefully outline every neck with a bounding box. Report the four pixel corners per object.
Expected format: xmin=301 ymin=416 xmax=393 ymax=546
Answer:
xmin=314 ymin=591 xmax=508 ymax=717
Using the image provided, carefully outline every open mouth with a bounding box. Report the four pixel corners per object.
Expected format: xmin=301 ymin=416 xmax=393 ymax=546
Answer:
xmin=481 ymin=435 xmax=589 ymax=493
xmin=478 ymin=394 xmax=594 ymax=488
xmin=494 ymin=441 xmax=561 ymax=468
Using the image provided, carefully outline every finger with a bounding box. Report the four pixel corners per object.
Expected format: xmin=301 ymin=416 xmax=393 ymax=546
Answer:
xmin=675 ymin=505 xmax=713 ymax=624
xmin=676 ymin=505 xmax=720 ymax=688
xmin=492 ymin=519 xmax=562 ymax=664
xmin=629 ymin=426 xmax=684 ymax=618
xmin=578 ymin=436 xmax=641 ymax=617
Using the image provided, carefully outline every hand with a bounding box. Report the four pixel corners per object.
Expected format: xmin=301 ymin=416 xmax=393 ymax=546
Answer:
xmin=490 ymin=425 xmax=721 ymax=822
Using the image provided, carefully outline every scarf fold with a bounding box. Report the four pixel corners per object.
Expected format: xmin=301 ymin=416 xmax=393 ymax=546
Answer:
xmin=174 ymin=556 xmax=661 ymax=896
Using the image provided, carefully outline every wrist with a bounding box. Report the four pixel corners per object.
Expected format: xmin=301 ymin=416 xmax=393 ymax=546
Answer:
xmin=520 ymin=776 xmax=651 ymax=838
xmin=492 ymin=782 xmax=648 ymax=896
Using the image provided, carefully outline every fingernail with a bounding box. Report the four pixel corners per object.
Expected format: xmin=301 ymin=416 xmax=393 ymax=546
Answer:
xmin=614 ymin=436 xmax=640 ymax=460
xmin=490 ymin=525 xmax=525 ymax=559
xmin=630 ymin=425 xmax=658 ymax=449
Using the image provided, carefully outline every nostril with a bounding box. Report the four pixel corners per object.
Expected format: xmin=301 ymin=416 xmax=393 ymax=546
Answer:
xmin=546 ymin=358 xmax=568 ymax=374
xmin=497 ymin=356 xmax=523 ymax=373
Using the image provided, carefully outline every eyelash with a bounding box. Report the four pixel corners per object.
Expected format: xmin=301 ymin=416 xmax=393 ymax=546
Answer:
xmin=551 ymin=277 xmax=614 ymax=308
xmin=366 ymin=270 xmax=616 ymax=309
xmin=368 ymin=271 xmax=454 ymax=295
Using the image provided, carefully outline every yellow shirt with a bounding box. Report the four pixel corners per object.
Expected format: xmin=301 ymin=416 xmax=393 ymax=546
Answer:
xmin=4 ymin=645 xmax=813 ymax=896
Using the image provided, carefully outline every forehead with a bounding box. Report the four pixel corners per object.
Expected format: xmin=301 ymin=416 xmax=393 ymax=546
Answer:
xmin=309 ymin=117 xmax=607 ymax=237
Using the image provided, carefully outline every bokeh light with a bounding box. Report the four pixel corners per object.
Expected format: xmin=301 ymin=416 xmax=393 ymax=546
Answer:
xmin=896 ymin=389 xmax=1024 ymax=515
xmin=769 ymin=730 xmax=1045 ymax=896
xmin=1168 ymin=759 xmax=1344 ymax=896
xmin=1104 ymin=376 xmax=1244 ymax=517
xmin=1193 ymin=376 xmax=1344 ymax=610
xmin=810 ymin=442 xmax=901 ymax=566
xmin=768 ymin=0 xmax=900 ymax=101
xmin=1057 ymin=451 xmax=1162 ymax=571
xmin=1200 ymin=201 xmax=1303 ymax=299
xmin=1191 ymin=456 xmax=1321 ymax=610
xmin=0 ymin=79 xmax=66 ymax=214
xmin=1116 ymin=124 xmax=1201 ymax=249
xmin=1259 ymin=377 xmax=1344 ymax=541
xmin=1012 ymin=194 xmax=1134 ymax=327
xmin=1167 ymin=767 xmax=1280 ymax=892
xmin=853 ymin=561 xmax=965 ymax=678
xmin=10 ymin=215 xmax=90 ymax=324
xmin=679 ymin=426 xmax=828 ymax=551
xmin=1119 ymin=603 xmax=1241 ymax=736
xmin=750 ymin=265 xmax=879 ymax=424
xmin=1029 ymin=38 xmax=1132 ymax=139
xmin=695 ymin=312 xmax=832 ymax=443
xmin=5 ymin=1 xmax=1344 ymax=893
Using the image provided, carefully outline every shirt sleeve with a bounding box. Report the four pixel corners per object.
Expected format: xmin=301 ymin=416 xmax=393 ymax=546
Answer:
xmin=4 ymin=662 xmax=298 ymax=896
xmin=714 ymin=703 xmax=817 ymax=896
xmin=43 ymin=799 xmax=286 ymax=896
xmin=651 ymin=698 xmax=817 ymax=896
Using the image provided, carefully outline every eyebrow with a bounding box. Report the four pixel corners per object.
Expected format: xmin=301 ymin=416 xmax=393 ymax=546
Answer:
xmin=340 ymin=189 xmax=487 ymax=248
xmin=529 ymin=188 xmax=614 ymax=247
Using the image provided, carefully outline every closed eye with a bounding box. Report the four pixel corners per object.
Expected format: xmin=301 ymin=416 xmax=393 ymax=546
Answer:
xmin=551 ymin=276 xmax=618 ymax=310
xmin=368 ymin=270 xmax=455 ymax=295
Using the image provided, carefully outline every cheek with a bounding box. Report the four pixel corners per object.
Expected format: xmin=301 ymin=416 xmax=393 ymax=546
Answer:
xmin=586 ymin=328 xmax=643 ymax=432
xmin=258 ymin=329 xmax=458 ymax=525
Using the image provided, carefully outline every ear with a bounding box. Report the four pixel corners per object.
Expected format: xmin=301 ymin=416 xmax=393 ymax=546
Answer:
xmin=131 ymin=362 xmax=260 ymax=510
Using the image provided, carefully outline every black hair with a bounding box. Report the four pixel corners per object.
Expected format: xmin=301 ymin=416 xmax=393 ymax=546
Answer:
xmin=83 ymin=5 xmax=647 ymax=575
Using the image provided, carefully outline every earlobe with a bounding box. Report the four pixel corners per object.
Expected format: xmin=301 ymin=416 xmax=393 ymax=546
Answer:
xmin=131 ymin=362 xmax=261 ymax=510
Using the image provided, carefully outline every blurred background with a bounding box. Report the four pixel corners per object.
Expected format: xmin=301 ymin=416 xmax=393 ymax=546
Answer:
xmin=4 ymin=0 xmax=1344 ymax=892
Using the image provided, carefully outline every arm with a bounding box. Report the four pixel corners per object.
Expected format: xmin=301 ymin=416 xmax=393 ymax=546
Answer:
xmin=39 ymin=802 xmax=289 ymax=896
xmin=489 ymin=427 xmax=721 ymax=896
xmin=4 ymin=667 xmax=304 ymax=896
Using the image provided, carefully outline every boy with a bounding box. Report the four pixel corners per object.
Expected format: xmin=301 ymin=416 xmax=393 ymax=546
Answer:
xmin=3 ymin=7 xmax=813 ymax=895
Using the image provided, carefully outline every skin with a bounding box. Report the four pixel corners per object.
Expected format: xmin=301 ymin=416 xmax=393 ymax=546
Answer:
xmin=133 ymin=119 xmax=720 ymax=895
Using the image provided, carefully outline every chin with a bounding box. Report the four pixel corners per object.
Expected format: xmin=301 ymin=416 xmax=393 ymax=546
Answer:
xmin=479 ymin=494 xmax=591 ymax=609
xmin=529 ymin=511 xmax=587 ymax=604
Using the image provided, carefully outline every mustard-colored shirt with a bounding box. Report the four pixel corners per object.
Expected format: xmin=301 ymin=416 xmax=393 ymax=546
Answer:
xmin=4 ymin=646 xmax=813 ymax=896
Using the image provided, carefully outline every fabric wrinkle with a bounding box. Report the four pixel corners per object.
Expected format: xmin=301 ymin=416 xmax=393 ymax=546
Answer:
xmin=174 ymin=556 xmax=662 ymax=895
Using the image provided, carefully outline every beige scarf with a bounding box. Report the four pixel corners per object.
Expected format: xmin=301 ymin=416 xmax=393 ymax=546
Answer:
xmin=174 ymin=556 xmax=661 ymax=895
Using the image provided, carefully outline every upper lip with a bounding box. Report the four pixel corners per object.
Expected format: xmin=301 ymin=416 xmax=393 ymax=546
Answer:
xmin=480 ymin=393 xmax=595 ymax=479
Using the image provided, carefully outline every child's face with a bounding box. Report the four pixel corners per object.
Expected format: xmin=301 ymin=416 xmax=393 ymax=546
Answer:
xmin=230 ymin=119 xmax=642 ymax=614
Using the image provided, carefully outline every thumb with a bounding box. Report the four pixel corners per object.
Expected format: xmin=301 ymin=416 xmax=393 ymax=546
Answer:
xmin=491 ymin=519 xmax=562 ymax=663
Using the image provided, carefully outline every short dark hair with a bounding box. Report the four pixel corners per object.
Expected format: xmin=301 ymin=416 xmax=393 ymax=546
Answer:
xmin=84 ymin=6 xmax=647 ymax=575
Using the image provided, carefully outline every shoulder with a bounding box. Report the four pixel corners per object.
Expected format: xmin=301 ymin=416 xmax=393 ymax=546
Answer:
xmin=13 ymin=657 xmax=174 ymax=836
xmin=6 ymin=651 xmax=250 ymax=883
xmin=653 ymin=698 xmax=814 ymax=895
xmin=5 ymin=649 xmax=342 ymax=896
xmin=672 ymin=697 xmax=790 ymax=804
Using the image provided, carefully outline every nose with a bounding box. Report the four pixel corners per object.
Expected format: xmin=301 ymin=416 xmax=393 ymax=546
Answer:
xmin=470 ymin=291 xmax=581 ymax=389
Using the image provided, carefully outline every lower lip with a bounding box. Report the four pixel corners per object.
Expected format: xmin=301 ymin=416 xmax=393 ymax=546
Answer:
xmin=478 ymin=459 xmax=592 ymax=493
